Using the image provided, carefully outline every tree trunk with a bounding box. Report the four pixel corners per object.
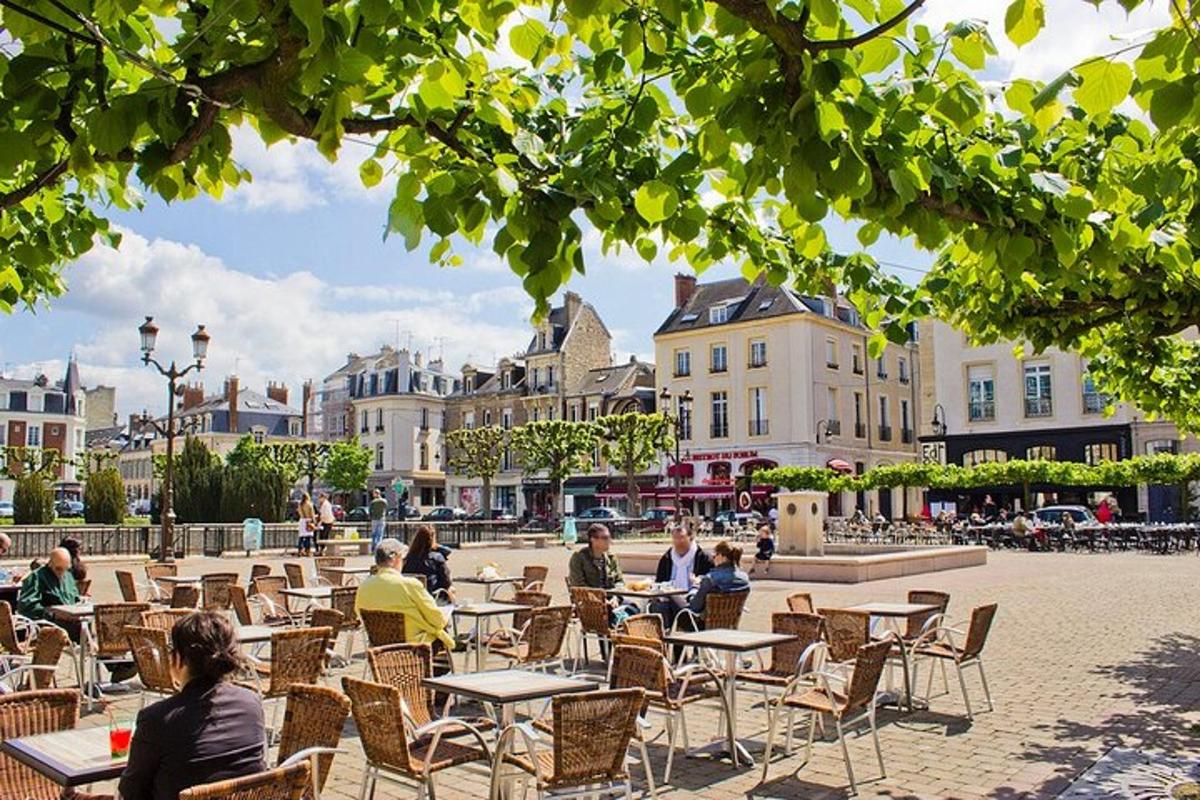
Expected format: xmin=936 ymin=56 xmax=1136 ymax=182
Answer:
xmin=482 ymin=475 xmax=493 ymax=520
xmin=626 ymin=470 xmax=640 ymax=517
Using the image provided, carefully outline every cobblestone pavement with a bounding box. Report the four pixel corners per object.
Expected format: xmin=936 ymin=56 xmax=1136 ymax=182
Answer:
xmin=39 ymin=545 xmax=1200 ymax=799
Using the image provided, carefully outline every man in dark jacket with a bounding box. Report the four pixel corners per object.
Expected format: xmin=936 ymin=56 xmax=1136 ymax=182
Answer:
xmin=16 ymin=548 xmax=78 ymax=621
xmin=651 ymin=524 xmax=714 ymax=626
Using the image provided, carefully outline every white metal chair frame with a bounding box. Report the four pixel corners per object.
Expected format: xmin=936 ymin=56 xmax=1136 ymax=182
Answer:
xmin=910 ymin=618 xmax=994 ymax=719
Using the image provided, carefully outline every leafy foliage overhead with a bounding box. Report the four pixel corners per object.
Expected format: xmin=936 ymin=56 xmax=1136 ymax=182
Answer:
xmin=2 ymin=0 xmax=1199 ymax=422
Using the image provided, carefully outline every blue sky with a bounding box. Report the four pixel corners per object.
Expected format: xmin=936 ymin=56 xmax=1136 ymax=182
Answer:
xmin=0 ymin=1 xmax=1168 ymax=418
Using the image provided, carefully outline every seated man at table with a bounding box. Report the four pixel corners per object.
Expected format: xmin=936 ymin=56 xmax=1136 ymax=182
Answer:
xmin=650 ymin=523 xmax=713 ymax=627
xmin=356 ymin=537 xmax=457 ymax=655
xmin=680 ymin=540 xmax=749 ymax=630
xmin=16 ymin=548 xmax=79 ymax=622
xmin=568 ymin=523 xmax=637 ymax=625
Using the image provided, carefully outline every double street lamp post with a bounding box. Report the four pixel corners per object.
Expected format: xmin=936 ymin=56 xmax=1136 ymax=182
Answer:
xmin=137 ymin=317 xmax=211 ymax=563
xmin=659 ymin=387 xmax=692 ymax=523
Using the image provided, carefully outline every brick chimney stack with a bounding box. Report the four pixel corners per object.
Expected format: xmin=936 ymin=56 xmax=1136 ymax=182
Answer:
xmin=266 ymin=381 xmax=289 ymax=406
xmin=301 ymin=380 xmax=313 ymax=437
xmin=224 ymin=376 xmax=240 ymax=433
xmin=563 ymin=290 xmax=582 ymax=323
xmin=674 ymin=273 xmax=697 ymax=308
xmin=181 ymin=383 xmax=205 ymax=411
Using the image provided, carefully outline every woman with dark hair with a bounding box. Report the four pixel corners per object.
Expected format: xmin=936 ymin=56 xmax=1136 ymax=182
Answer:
xmin=57 ymin=535 xmax=87 ymax=582
xmin=401 ymin=523 xmax=455 ymax=602
xmin=117 ymin=611 xmax=266 ymax=800
xmin=686 ymin=540 xmax=750 ymax=619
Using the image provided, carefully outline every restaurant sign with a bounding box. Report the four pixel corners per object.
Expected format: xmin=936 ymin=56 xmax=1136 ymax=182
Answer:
xmin=691 ymin=450 xmax=758 ymax=461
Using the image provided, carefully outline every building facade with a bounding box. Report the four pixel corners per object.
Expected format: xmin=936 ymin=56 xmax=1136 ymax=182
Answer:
xmin=0 ymin=360 xmax=87 ymax=501
xmin=917 ymin=319 xmax=1197 ymax=520
xmin=444 ymin=358 xmax=528 ymax=515
xmin=654 ymin=275 xmax=922 ymax=519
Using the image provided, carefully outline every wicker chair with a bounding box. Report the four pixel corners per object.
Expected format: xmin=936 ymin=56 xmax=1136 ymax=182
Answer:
xmin=519 ymin=565 xmax=550 ymax=592
xmin=283 ymin=563 xmax=306 ymax=589
xmin=359 ymin=609 xmax=407 ymax=649
xmin=738 ymin=612 xmax=825 ymax=703
xmin=178 ymin=761 xmax=311 ymax=800
xmin=0 ymin=601 xmax=28 ymax=656
xmin=276 ymin=684 xmax=351 ymax=797
xmin=761 ymin=638 xmax=892 ymax=796
xmin=608 ymin=642 xmax=725 ymax=783
xmin=491 ymin=688 xmax=648 ymax=800
xmin=230 ymin=585 xmax=256 ymax=627
xmin=116 ymin=570 xmax=141 ymax=603
xmin=817 ymin=608 xmax=871 ymax=666
xmin=786 ymin=592 xmax=815 ymax=614
xmin=245 ymin=627 xmax=334 ymax=736
xmin=0 ymin=689 xmax=80 ymax=800
xmin=308 ymin=609 xmax=346 ymax=669
xmin=202 ymin=573 xmax=240 ymax=612
xmin=170 ymin=584 xmax=200 ymax=609
xmin=254 ymin=576 xmax=296 ymax=625
xmin=314 ymin=557 xmax=346 ymax=587
xmin=611 ymin=614 xmax=666 ymax=656
xmin=249 ymin=564 xmax=272 ymax=596
xmin=343 ymin=675 xmax=492 ymax=800
xmin=145 ymin=563 xmax=178 ymax=600
xmin=568 ymin=587 xmax=614 ymax=668
xmin=328 ymin=586 xmax=360 ymax=660
xmin=509 ymin=590 xmax=551 ymax=634
xmin=487 ymin=606 xmax=572 ymax=671
xmin=912 ymin=603 xmax=997 ymax=719
xmin=671 ymin=590 xmax=748 ymax=636
xmin=903 ymin=590 xmax=951 ymax=641
xmin=91 ymin=602 xmax=151 ymax=695
xmin=367 ymin=643 xmax=495 ymax=736
xmin=126 ymin=624 xmax=178 ymax=706
xmin=0 ymin=625 xmax=69 ymax=692
xmin=141 ymin=608 xmax=192 ymax=632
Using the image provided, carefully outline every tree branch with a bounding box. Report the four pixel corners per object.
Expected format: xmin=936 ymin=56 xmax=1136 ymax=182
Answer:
xmin=806 ymin=0 xmax=928 ymax=51
xmin=708 ymin=0 xmax=808 ymax=55
xmin=0 ymin=161 xmax=71 ymax=210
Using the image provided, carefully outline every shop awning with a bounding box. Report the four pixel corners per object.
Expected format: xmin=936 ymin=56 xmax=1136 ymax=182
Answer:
xmin=563 ymin=476 xmax=607 ymax=496
xmin=827 ymin=458 xmax=854 ymax=474
xmin=666 ymin=462 xmax=694 ymax=478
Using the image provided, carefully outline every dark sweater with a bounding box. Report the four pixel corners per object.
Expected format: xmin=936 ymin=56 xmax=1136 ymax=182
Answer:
xmin=654 ymin=546 xmax=715 ymax=584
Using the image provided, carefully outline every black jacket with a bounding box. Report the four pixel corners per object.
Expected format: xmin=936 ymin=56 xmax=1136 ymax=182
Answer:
xmin=118 ymin=679 xmax=266 ymax=800
xmin=402 ymin=550 xmax=453 ymax=595
xmin=654 ymin=546 xmax=715 ymax=584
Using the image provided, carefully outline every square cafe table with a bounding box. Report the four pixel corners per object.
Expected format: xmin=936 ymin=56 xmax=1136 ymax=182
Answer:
xmin=458 ymin=574 xmax=524 ymax=602
xmin=606 ymin=582 xmax=689 ymax=611
xmin=843 ymin=602 xmax=941 ymax=711
xmin=1 ymin=726 xmax=127 ymax=787
xmin=424 ymin=669 xmax=598 ymax=726
xmin=319 ymin=565 xmax=371 ymax=583
xmin=280 ymin=586 xmax=332 ymax=615
xmin=236 ymin=624 xmax=276 ymax=644
xmin=665 ymin=629 xmax=796 ymax=768
xmin=453 ymin=602 xmax=527 ymax=671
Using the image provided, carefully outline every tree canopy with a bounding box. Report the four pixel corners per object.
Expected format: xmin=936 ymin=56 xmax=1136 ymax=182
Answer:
xmin=595 ymin=411 xmax=673 ymax=515
xmin=2 ymin=1 xmax=1199 ymax=421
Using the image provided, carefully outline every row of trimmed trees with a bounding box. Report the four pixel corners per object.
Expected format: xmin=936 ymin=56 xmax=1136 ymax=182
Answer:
xmin=1 ymin=448 xmax=126 ymax=525
xmin=446 ymin=413 xmax=674 ymax=520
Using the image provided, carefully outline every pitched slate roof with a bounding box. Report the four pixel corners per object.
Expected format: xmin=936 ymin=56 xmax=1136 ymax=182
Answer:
xmin=654 ymin=277 xmax=809 ymax=336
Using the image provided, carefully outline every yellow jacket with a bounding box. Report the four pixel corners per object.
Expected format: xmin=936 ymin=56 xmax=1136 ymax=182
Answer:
xmin=355 ymin=567 xmax=455 ymax=650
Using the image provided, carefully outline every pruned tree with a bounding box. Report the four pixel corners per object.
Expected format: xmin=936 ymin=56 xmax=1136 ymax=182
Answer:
xmin=445 ymin=426 xmax=508 ymax=519
xmin=262 ymin=441 xmax=333 ymax=496
xmin=322 ymin=437 xmax=373 ymax=502
xmin=595 ymin=412 xmax=673 ymax=517
xmin=509 ymin=421 xmax=599 ymax=522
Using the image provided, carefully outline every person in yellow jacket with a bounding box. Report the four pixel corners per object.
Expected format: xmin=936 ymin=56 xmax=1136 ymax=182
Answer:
xmin=355 ymin=538 xmax=456 ymax=652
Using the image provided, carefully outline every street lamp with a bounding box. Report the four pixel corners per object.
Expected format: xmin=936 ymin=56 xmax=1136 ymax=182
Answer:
xmin=659 ymin=387 xmax=693 ymax=523
xmin=137 ymin=317 xmax=211 ymax=563
xmin=930 ymin=403 xmax=947 ymax=437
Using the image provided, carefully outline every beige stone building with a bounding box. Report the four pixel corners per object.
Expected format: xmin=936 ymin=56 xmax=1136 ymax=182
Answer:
xmin=444 ymin=358 xmax=528 ymax=515
xmin=654 ymin=275 xmax=921 ymax=519
xmin=0 ymin=360 xmax=87 ymax=502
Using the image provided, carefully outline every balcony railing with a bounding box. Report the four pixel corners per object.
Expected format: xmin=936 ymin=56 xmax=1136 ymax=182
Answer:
xmin=375 ymin=424 xmax=384 ymax=432
xmin=710 ymin=364 xmax=727 ymax=374
xmin=1082 ymin=392 xmax=1107 ymax=414
xmin=1025 ymin=397 xmax=1053 ymax=418
xmin=748 ymin=357 xmax=767 ymax=368
xmin=899 ymin=374 xmax=910 ymax=385
xmin=673 ymin=368 xmax=691 ymax=378
xmin=901 ymin=428 xmax=913 ymax=444
xmin=878 ymin=425 xmax=893 ymax=441
xmin=855 ymin=422 xmax=867 ymax=438
xmin=852 ymin=361 xmax=863 ymax=375
xmin=827 ymin=361 xmax=839 ymax=369
xmin=710 ymin=423 xmax=729 ymax=439
xmin=748 ymin=419 xmax=769 ymax=436
xmin=969 ymin=400 xmax=996 ymax=421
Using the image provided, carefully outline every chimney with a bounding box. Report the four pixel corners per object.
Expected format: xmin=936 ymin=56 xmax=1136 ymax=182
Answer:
xmin=181 ymin=382 xmax=205 ymax=411
xmin=563 ymin=291 xmax=582 ymax=323
xmin=301 ymin=380 xmax=313 ymax=437
xmin=225 ymin=375 xmax=240 ymax=433
xmin=413 ymin=351 xmax=423 ymax=367
xmin=674 ymin=273 xmax=697 ymax=308
xmin=266 ymin=381 xmax=289 ymax=406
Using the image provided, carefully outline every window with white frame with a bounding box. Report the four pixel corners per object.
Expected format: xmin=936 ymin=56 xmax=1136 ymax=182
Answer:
xmin=711 ymin=391 xmax=729 ymax=438
xmin=674 ymin=350 xmax=691 ymax=377
xmin=710 ymin=344 xmax=728 ymax=373
xmin=375 ymin=443 xmax=384 ymax=469
xmin=825 ymin=338 xmax=838 ymax=368
xmin=27 ymin=426 xmax=41 ymax=446
xmin=1024 ymin=362 xmax=1053 ymax=417
xmin=709 ymin=304 xmax=730 ymax=324
xmin=749 ymin=339 xmax=767 ymax=368
xmin=748 ymin=387 xmax=767 ymax=436
xmin=968 ymin=365 xmax=996 ymax=421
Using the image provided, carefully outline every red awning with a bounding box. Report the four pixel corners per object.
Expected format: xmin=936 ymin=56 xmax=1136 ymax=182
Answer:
xmin=667 ymin=462 xmax=694 ymax=478
xmin=827 ymin=458 xmax=854 ymax=474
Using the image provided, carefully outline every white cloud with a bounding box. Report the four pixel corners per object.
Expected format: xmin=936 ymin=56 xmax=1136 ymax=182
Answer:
xmin=43 ymin=228 xmax=533 ymax=416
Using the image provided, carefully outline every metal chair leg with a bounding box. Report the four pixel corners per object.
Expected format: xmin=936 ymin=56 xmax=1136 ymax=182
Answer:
xmin=976 ymin=658 xmax=994 ymax=711
xmin=664 ymin=713 xmax=677 ymax=783
xmin=635 ymin=735 xmax=658 ymax=797
xmin=955 ymin=661 xmax=974 ymax=719
xmin=760 ymin=702 xmax=779 ymax=784
xmin=834 ymin=716 xmax=857 ymax=795
xmin=869 ymin=708 xmax=885 ymax=778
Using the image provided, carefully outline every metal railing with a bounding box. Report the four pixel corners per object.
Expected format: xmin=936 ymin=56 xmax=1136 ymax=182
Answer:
xmin=855 ymin=422 xmax=867 ymax=438
xmin=878 ymin=425 xmax=893 ymax=441
xmin=901 ymin=428 xmax=914 ymax=444
xmin=748 ymin=419 xmax=769 ymax=436
xmin=1025 ymin=397 xmax=1053 ymax=417
xmin=969 ymin=400 xmax=996 ymax=421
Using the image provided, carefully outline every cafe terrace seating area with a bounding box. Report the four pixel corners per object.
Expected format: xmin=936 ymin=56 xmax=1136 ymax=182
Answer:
xmin=0 ymin=550 xmax=1003 ymax=800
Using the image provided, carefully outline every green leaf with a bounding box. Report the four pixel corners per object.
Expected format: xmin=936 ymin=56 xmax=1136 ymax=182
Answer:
xmin=1073 ymin=60 xmax=1133 ymax=116
xmin=509 ymin=19 xmax=548 ymax=63
xmin=1004 ymin=0 xmax=1044 ymax=47
xmin=289 ymin=0 xmax=325 ymax=57
xmin=0 ymin=131 xmax=34 ymax=171
xmin=359 ymin=159 xmax=383 ymax=188
xmin=1149 ymin=78 xmax=1195 ymax=130
xmin=858 ymin=39 xmax=898 ymax=75
xmin=636 ymin=237 xmax=658 ymax=262
xmin=634 ymin=180 xmax=679 ymax=223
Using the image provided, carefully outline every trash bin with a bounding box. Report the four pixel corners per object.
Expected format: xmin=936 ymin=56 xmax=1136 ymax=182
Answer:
xmin=561 ymin=516 xmax=578 ymax=546
xmin=242 ymin=518 xmax=263 ymax=556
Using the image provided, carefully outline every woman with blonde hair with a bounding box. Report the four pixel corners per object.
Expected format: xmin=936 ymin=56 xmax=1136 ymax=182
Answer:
xmin=297 ymin=492 xmax=316 ymax=556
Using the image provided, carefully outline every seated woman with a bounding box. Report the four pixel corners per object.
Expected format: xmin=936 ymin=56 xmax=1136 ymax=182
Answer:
xmin=117 ymin=611 xmax=267 ymax=800
xmin=682 ymin=540 xmax=750 ymax=627
xmin=401 ymin=523 xmax=456 ymax=603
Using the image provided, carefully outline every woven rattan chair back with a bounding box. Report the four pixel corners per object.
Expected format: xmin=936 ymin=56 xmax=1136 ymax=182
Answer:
xmin=202 ymin=573 xmax=239 ymax=611
xmin=843 ymin=639 xmax=893 ymax=715
xmin=961 ymin=603 xmax=998 ymax=661
xmin=314 ymin=557 xmax=346 ymax=588
xmin=609 ymin=633 xmax=665 ymax=656
xmin=277 ymin=684 xmax=350 ymax=793
xmin=0 ymin=601 xmax=23 ymax=655
xmin=141 ymin=608 xmax=191 ymax=632
xmin=0 ymin=689 xmax=80 ymax=800
xmin=309 ymin=607 xmax=345 ymax=634
xmin=511 ymin=590 xmax=551 ymax=632
xmin=29 ymin=626 xmax=68 ymax=689
xmin=704 ymin=590 xmax=748 ymax=630
xmin=618 ymin=613 xmax=664 ymax=644
xmin=126 ymin=625 xmax=177 ymax=696
xmin=170 ymin=584 xmax=200 ymax=609
xmin=145 ymin=563 xmax=178 ymax=594
xmin=266 ymin=628 xmax=332 ymax=698
xmin=178 ymin=761 xmax=311 ymax=800
xmin=366 ymin=643 xmax=435 ymax=727
xmin=401 ymin=573 xmax=428 ymax=590
xmin=342 ymin=676 xmax=418 ymax=775
xmin=609 ymin=644 xmax=669 ymax=708
xmin=116 ymin=570 xmax=139 ymax=603
xmin=521 ymin=565 xmax=549 ymax=589
xmin=523 ymin=606 xmax=572 ymax=663
xmin=254 ymin=576 xmax=291 ymax=617
xmin=329 ymin=587 xmax=359 ymax=629
xmin=818 ymin=608 xmax=870 ymax=663
xmin=283 ymin=563 xmax=306 ymax=589
xmin=569 ymin=587 xmax=611 ymax=636
xmin=905 ymin=590 xmax=951 ymax=639
xmin=786 ymin=592 xmax=815 ymax=614
xmin=313 ymin=557 xmax=346 ymax=570
xmin=549 ymin=688 xmax=644 ymax=786
xmin=94 ymin=603 xmax=151 ymax=658
xmin=229 ymin=585 xmax=255 ymax=626
xmin=249 ymin=565 xmax=272 ymax=596
xmin=359 ymin=609 xmax=407 ymax=648
xmin=768 ymin=612 xmax=824 ymax=674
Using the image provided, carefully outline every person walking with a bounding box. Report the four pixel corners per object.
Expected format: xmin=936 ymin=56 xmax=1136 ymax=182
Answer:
xmin=317 ymin=492 xmax=336 ymax=554
xmin=297 ymin=493 xmax=316 ymax=557
xmin=369 ymin=489 xmax=388 ymax=550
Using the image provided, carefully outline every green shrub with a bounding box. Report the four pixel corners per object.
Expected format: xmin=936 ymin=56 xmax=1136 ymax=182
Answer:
xmin=13 ymin=472 xmax=54 ymax=525
xmin=84 ymin=468 xmax=126 ymax=524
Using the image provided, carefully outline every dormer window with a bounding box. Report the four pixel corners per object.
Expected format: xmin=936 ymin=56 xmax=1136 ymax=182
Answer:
xmin=709 ymin=304 xmax=730 ymax=324
xmin=538 ymin=331 xmax=547 ymax=350
xmin=464 ymin=376 xmax=474 ymax=394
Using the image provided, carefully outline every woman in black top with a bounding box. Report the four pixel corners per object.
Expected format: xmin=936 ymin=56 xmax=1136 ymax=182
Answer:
xmin=58 ymin=535 xmax=87 ymax=582
xmin=402 ymin=523 xmax=455 ymax=602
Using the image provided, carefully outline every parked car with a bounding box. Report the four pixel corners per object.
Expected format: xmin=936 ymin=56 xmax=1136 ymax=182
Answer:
xmin=0 ymin=501 xmax=13 ymax=519
xmin=574 ymin=506 xmax=623 ymax=521
xmin=467 ymin=508 xmax=516 ymax=521
xmin=423 ymin=506 xmax=467 ymax=522
xmin=641 ymin=507 xmax=676 ymax=522
xmin=714 ymin=509 xmax=763 ymax=526
xmin=1032 ymin=505 xmax=1097 ymax=525
xmin=344 ymin=506 xmax=371 ymax=522
xmin=54 ymin=500 xmax=85 ymax=518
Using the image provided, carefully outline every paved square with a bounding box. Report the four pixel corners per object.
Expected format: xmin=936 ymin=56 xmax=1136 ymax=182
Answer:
xmin=50 ymin=545 xmax=1200 ymax=799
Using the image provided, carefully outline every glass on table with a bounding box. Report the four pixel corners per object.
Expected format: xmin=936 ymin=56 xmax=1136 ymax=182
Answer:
xmin=108 ymin=707 xmax=135 ymax=759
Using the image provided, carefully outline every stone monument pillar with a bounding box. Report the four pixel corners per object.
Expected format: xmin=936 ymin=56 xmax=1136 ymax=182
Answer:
xmin=775 ymin=490 xmax=826 ymax=556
